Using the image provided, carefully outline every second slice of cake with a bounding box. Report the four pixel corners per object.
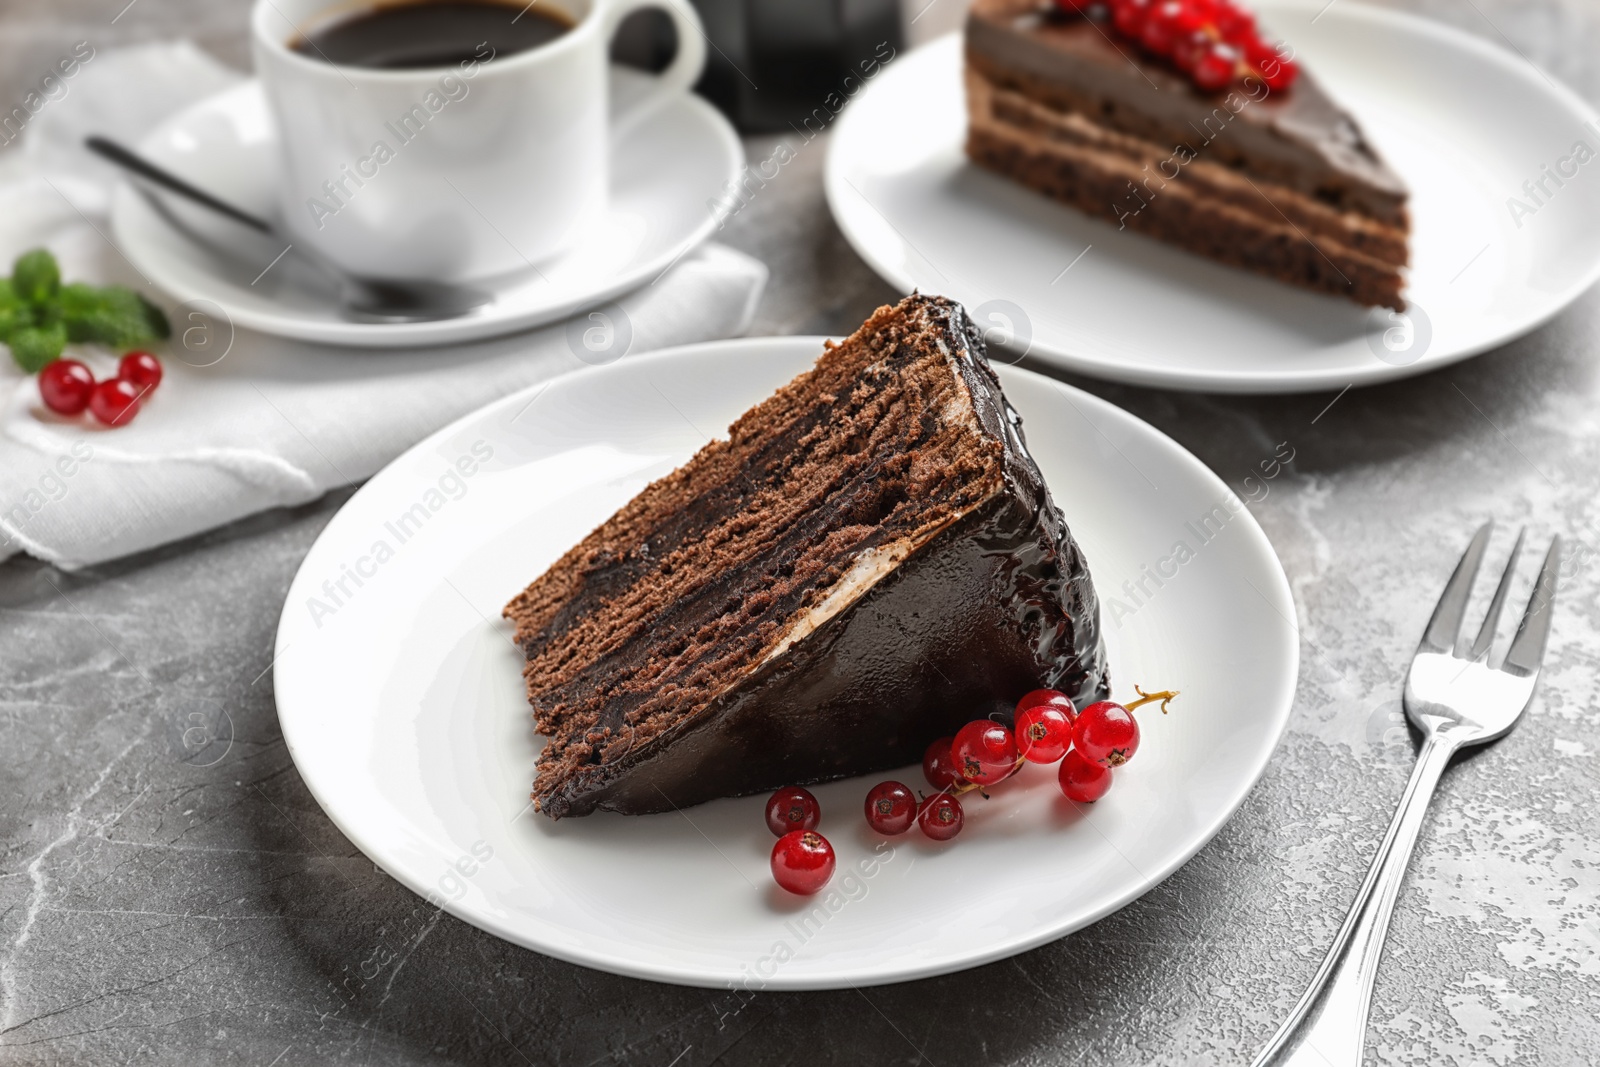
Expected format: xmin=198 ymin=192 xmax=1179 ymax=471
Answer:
xmin=506 ymin=294 xmax=1108 ymax=818
xmin=965 ymin=0 xmax=1409 ymax=309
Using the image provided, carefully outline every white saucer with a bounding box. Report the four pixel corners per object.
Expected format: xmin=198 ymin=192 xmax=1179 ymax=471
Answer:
xmin=110 ymin=71 xmax=743 ymax=348
xmin=826 ymin=3 xmax=1600 ymax=393
xmin=272 ymin=335 xmax=1298 ymax=988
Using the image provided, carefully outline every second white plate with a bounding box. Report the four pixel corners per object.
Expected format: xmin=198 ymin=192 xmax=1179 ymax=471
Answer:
xmin=826 ymin=4 xmax=1600 ymax=393
xmin=273 ymin=335 xmax=1298 ymax=988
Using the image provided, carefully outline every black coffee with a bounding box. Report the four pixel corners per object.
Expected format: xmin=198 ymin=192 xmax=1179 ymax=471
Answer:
xmin=291 ymin=0 xmax=573 ymax=69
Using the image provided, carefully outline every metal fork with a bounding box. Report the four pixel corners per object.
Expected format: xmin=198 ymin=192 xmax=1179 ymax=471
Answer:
xmin=1250 ymin=521 xmax=1560 ymax=1067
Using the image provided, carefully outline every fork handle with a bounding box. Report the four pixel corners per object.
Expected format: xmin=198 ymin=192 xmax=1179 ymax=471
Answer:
xmin=1249 ymin=731 xmax=1458 ymax=1067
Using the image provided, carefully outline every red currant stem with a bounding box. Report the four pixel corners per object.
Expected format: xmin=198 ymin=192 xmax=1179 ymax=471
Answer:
xmin=947 ymin=756 xmax=1027 ymax=798
xmin=1125 ymin=685 xmax=1180 ymax=715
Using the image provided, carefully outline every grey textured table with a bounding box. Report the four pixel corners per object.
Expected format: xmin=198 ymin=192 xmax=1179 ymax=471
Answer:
xmin=4 ymin=1 xmax=1600 ymax=1064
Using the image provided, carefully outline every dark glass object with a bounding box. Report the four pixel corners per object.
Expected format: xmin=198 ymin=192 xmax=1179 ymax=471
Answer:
xmin=612 ymin=0 xmax=905 ymax=132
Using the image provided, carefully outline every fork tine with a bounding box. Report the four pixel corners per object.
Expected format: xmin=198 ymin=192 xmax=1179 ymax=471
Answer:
xmin=1502 ymin=536 xmax=1561 ymax=675
xmin=1465 ymin=527 xmax=1525 ymax=660
xmin=1420 ymin=521 xmax=1493 ymax=653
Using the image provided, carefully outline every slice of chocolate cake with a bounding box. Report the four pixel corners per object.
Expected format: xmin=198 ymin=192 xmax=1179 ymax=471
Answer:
xmin=505 ymin=294 xmax=1108 ymax=818
xmin=965 ymin=0 xmax=1409 ymax=309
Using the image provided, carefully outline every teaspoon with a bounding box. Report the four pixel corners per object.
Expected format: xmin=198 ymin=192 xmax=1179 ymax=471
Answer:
xmin=85 ymin=135 xmax=492 ymax=324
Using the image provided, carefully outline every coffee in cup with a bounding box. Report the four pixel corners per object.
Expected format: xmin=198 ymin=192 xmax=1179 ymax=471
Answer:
xmin=289 ymin=0 xmax=574 ymax=70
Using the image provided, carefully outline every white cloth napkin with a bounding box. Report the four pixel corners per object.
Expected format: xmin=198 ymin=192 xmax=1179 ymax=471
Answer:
xmin=0 ymin=43 xmax=766 ymax=569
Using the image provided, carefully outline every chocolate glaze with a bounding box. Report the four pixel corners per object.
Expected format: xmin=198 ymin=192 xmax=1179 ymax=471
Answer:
xmin=965 ymin=0 xmax=1407 ymax=223
xmin=537 ymin=297 xmax=1109 ymax=818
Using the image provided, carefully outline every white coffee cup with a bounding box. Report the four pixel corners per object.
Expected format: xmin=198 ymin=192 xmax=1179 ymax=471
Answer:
xmin=251 ymin=0 xmax=706 ymax=282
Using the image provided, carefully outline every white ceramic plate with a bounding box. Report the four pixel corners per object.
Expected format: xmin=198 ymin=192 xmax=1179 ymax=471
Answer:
xmin=273 ymin=336 xmax=1298 ymax=988
xmin=826 ymin=3 xmax=1600 ymax=393
xmin=110 ymin=71 xmax=741 ymax=348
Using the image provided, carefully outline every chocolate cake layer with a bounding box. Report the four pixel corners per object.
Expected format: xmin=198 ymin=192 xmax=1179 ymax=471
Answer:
xmin=964 ymin=0 xmax=1409 ymax=309
xmin=968 ymin=69 xmax=1407 ymax=309
xmin=506 ymin=294 xmax=1108 ymax=818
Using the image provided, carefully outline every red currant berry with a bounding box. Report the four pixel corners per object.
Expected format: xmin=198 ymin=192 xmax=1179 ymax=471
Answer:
xmin=1213 ymin=1 xmax=1256 ymax=44
xmin=1193 ymin=41 xmax=1239 ymax=91
xmin=1262 ymin=54 xmax=1298 ymax=91
xmin=1171 ymin=27 xmax=1212 ymax=72
xmin=864 ymin=780 xmax=917 ymax=835
xmin=1246 ymin=39 xmax=1298 ymax=91
xmin=1111 ymin=0 xmax=1153 ymax=38
xmin=1140 ymin=0 xmax=1199 ymax=56
xmin=917 ymin=794 xmax=964 ymax=841
xmin=764 ymin=786 xmax=821 ymax=838
xmin=771 ymin=830 xmax=835 ymax=894
xmin=1059 ymin=750 xmax=1113 ymax=802
xmin=38 ymin=359 xmax=95 ymax=416
xmin=1075 ymin=700 xmax=1141 ymax=766
xmin=923 ymin=736 xmax=963 ymax=790
xmin=1243 ymin=36 xmax=1276 ymax=69
xmin=1054 ymin=0 xmax=1095 ymax=10
xmin=1015 ymin=688 xmax=1075 ymax=716
xmin=88 ymin=378 xmax=142 ymax=426
xmin=118 ymin=351 xmax=164 ymax=391
xmin=951 ymin=719 xmax=1018 ymax=785
xmin=1015 ymin=704 xmax=1075 ymax=764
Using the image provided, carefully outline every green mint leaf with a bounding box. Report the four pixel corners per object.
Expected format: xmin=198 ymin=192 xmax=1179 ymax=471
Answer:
xmin=12 ymin=248 xmax=61 ymax=308
xmin=58 ymin=282 xmax=112 ymax=342
xmin=0 ymin=278 xmax=28 ymax=342
xmin=5 ymin=246 xmax=172 ymax=370
xmin=61 ymin=283 xmax=170 ymax=348
xmin=9 ymin=321 xmax=67 ymax=374
xmin=140 ymin=293 xmax=171 ymax=342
